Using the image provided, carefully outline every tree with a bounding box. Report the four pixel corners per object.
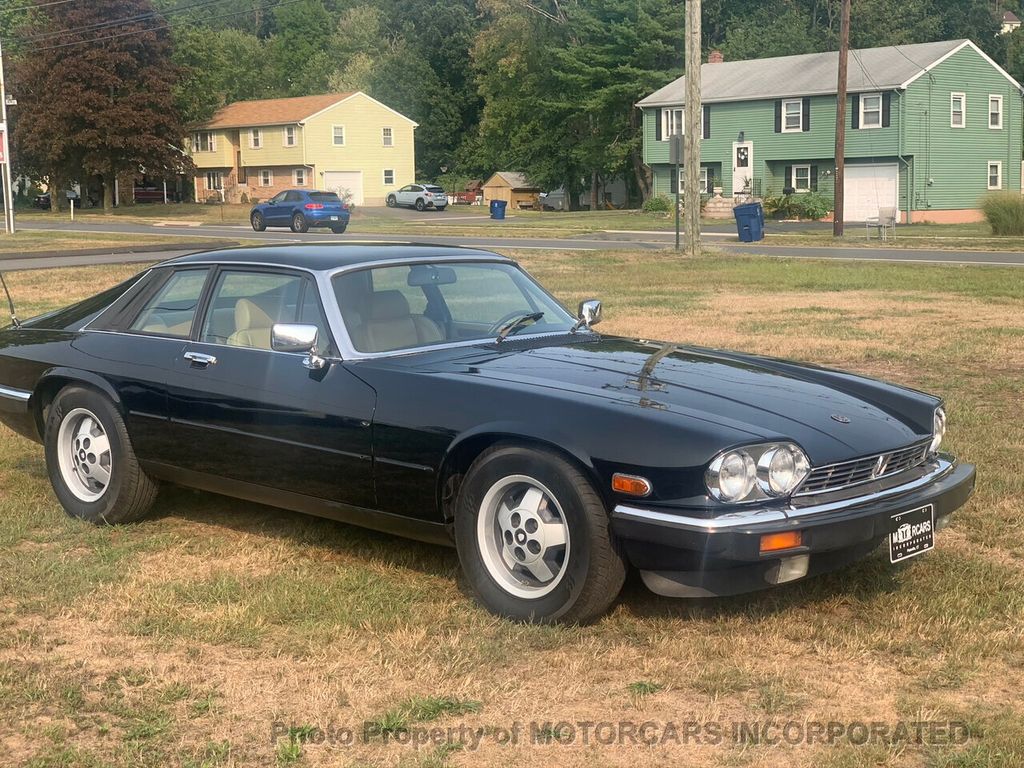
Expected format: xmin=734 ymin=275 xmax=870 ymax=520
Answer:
xmin=268 ymin=0 xmax=333 ymax=96
xmin=13 ymin=0 xmax=193 ymax=212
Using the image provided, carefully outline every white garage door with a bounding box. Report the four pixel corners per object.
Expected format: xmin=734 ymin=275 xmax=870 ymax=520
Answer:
xmin=843 ymin=164 xmax=898 ymax=221
xmin=323 ymin=171 xmax=364 ymax=206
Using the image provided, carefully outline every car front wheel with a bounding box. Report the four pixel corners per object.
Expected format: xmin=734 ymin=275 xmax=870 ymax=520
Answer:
xmin=386 ymin=195 xmax=397 ymax=208
xmin=44 ymin=386 xmax=158 ymax=524
xmin=251 ymin=211 xmax=266 ymax=231
xmin=331 ymin=224 xmax=347 ymax=234
xmin=455 ymin=444 xmax=627 ymax=624
xmin=291 ymin=213 xmax=309 ymax=233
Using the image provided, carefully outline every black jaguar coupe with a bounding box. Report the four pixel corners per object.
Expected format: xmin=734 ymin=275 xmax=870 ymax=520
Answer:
xmin=0 ymin=245 xmax=975 ymax=623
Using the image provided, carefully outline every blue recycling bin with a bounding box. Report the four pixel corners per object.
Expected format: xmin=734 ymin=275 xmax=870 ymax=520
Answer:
xmin=733 ymin=202 xmax=765 ymax=242
xmin=489 ymin=199 xmax=508 ymax=220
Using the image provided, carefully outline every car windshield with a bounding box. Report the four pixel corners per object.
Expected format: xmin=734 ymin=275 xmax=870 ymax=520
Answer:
xmin=332 ymin=261 xmax=576 ymax=354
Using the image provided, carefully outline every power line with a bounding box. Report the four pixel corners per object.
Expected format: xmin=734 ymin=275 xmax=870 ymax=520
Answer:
xmin=0 ymin=0 xmax=77 ymax=12
xmin=20 ymin=0 xmax=232 ymax=43
xmin=31 ymin=0 xmax=299 ymax=52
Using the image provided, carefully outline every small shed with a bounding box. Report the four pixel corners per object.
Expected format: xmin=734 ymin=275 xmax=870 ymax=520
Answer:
xmin=482 ymin=172 xmax=541 ymax=209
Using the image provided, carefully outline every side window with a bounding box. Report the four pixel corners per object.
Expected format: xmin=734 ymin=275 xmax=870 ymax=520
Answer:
xmin=129 ymin=269 xmax=210 ymax=337
xmin=200 ymin=270 xmax=305 ymax=350
xmin=285 ymin=191 xmax=302 ymax=202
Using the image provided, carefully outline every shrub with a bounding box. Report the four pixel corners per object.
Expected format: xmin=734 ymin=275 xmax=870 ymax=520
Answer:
xmin=642 ymin=194 xmax=672 ymax=213
xmin=981 ymin=192 xmax=1024 ymax=235
xmin=762 ymin=191 xmax=832 ymax=220
xmin=794 ymin=191 xmax=832 ymax=220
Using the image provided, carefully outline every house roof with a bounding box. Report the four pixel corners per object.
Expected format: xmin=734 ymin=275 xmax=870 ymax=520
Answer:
xmin=484 ymin=171 xmax=538 ymax=189
xmin=201 ymin=93 xmax=356 ymax=129
xmin=637 ymin=39 xmax=1021 ymax=107
xmin=1004 ymin=11 xmax=1021 ymax=23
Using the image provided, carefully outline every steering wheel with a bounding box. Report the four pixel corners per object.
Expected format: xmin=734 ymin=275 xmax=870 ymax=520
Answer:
xmin=487 ymin=310 xmax=534 ymax=335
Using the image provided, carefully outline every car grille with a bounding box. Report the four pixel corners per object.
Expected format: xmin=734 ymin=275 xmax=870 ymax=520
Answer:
xmin=795 ymin=440 xmax=931 ymax=496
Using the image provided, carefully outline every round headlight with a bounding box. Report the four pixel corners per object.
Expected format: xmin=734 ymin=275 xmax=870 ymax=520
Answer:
xmin=756 ymin=444 xmax=811 ymax=496
xmin=707 ymin=450 xmax=756 ymax=501
xmin=930 ymin=407 xmax=946 ymax=454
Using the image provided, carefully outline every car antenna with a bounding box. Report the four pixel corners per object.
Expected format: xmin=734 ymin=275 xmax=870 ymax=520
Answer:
xmin=0 ymin=271 xmax=20 ymax=328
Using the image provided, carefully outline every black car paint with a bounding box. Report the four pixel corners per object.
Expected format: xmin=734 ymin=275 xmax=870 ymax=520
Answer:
xmin=0 ymin=246 xmax=974 ymax=597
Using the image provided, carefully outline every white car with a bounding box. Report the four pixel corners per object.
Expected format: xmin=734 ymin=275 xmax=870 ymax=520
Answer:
xmin=386 ymin=184 xmax=448 ymax=212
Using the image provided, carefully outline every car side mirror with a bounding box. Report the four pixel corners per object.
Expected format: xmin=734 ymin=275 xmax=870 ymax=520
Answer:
xmin=578 ymin=299 xmax=602 ymax=328
xmin=272 ymin=323 xmax=326 ymax=369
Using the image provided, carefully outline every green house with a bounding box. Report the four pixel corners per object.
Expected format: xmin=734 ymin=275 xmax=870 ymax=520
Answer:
xmin=637 ymin=39 xmax=1024 ymax=223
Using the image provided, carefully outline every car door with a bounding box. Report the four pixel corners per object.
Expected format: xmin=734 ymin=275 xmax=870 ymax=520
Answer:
xmin=262 ymin=192 xmax=289 ymax=225
xmin=397 ymin=185 xmax=419 ymax=207
xmin=163 ymin=267 xmax=377 ymax=507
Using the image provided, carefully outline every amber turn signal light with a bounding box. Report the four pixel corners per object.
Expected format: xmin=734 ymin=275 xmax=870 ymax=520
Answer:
xmin=759 ymin=530 xmax=803 ymax=554
xmin=612 ymin=473 xmax=652 ymax=497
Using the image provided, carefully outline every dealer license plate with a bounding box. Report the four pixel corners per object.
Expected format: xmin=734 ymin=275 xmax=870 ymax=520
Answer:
xmin=889 ymin=504 xmax=934 ymax=563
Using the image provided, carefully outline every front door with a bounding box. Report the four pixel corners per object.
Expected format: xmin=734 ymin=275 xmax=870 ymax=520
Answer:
xmin=164 ymin=267 xmax=377 ymax=507
xmin=732 ymin=141 xmax=754 ymax=196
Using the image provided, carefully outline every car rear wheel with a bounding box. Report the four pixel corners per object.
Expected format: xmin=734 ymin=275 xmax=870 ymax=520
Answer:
xmin=415 ymin=198 xmax=426 ymax=211
xmin=44 ymin=386 xmax=158 ymax=524
xmin=331 ymin=224 xmax=347 ymax=234
xmin=436 ymin=206 xmax=447 ymax=212
xmin=291 ymin=212 xmax=309 ymax=233
xmin=455 ymin=444 xmax=627 ymax=624
xmin=250 ymin=212 xmax=266 ymax=232
xmin=386 ymin=195 xmax=397 ymax=208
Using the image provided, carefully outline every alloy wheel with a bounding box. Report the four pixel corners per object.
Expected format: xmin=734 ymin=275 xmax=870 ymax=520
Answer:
xmin=56 ymin=407 xmax=112 ymax=502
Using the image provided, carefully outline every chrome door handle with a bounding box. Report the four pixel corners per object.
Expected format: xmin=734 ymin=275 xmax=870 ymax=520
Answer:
xmin=184 ymin=352 xmax=217 ymax=368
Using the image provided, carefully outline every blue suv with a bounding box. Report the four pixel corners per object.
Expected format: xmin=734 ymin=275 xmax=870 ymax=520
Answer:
xmin=250 ymin=190 xmax=350 ymax=233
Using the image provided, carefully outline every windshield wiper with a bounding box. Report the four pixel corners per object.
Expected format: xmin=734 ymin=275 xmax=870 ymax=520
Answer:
xmin=495 ymin=311 xmax=544 ymax=343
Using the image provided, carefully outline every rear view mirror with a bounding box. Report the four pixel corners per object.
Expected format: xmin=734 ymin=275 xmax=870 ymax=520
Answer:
xmin=407 ymin=265 xmax=457 ymax=286
xmin=578 ymin=299 xmax=602 ymax=327
xmin=271 ymin=323 xmax=318 ymax=353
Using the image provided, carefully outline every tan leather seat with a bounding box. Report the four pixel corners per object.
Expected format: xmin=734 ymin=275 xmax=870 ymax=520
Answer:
xmin=227 ymin=298 xmax=276 ymax=349
xmin=352 ymin=290 xmax=443 ymax=352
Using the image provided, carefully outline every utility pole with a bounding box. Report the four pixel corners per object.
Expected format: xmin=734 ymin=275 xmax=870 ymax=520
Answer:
xmin=0 ymin=36 xmax=16 ymax=234
xmin=684 ymin=0 xmax=701 ymax=257
xmin=833 ymin=0 xmax=850 ymax=238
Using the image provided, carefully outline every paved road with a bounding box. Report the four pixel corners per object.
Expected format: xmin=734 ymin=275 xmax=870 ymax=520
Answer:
xmin=5 ymin=219 xmax=1023 ymax=269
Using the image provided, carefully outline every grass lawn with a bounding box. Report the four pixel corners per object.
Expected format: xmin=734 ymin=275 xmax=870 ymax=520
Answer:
xmin=0 ymin=230 xmax=246 ymax=256
xmin=0 ymin=253 xmax=1022 ymax=768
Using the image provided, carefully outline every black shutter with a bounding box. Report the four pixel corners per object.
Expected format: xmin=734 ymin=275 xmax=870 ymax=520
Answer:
xmin=774 ymin=100 xmax=782 ymax=133
xmin=882 ymin=92 xmax=891 ymax=127
xmin=703 ymin=104 xmax=711 ymax=139
xmin=655 ymin=109 xmax=662 ymax=141
xmin=851 ymin=94 xmax=860 ymax=129
xmin=784 ymin=165 xmax=792 ymax=189
xmin=802 ymin=97 xmax=811 ymax=131
xmin=810 ymin=165 xmax=819 ymax=192
xmin=669 ymin=168 xmax=678 ymax=194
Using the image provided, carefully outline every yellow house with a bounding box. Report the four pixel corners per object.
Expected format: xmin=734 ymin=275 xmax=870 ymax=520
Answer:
xmin=187 ymin=92 xmax=417 ymax=206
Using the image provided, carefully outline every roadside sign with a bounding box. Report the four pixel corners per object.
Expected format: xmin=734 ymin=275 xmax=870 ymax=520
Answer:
xmin=4 ymin=98 xmax=15 ymax=106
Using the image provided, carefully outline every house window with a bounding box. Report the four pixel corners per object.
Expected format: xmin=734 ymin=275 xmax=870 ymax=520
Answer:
xmin=860 ymin=93 xmax=882 ymax=128
xmin=383 ymin=169 xmax=395 ymax=185
xmin=791 ymin=165 xmax=812 ymax=192
xmin=661 ymin=108 xmax=684 ymax=138
xmin=950 ymin=93 xmax=965 ymax=128
xmin=676 ymin=167 xmax=710 ymax=194
xmin=988 ymin=161 xmax=1002 ymax=190
xmin=205 ymin=171 xmax=223 ymax=191
xmin=250 ymin=129 xmax=262 ymax=149
xmin=382 ymin=127 xmax=394 ymax=147
xmin=782 ymin=99 xmax=803 ymax=132
xmin=193 ymin=131 xmax=214 ymax=152
xmin=333 ymin=125 xmax=345 ymax=146
xmin=293 ymin=168 xmax=306 ymax=186
xmin=989 ymin=95 xmax=1003 ymax=129
xmin=283 ymin=126 xmax=296 ymax=147
xmin=259 ymin=169 xmax=273 ymax=187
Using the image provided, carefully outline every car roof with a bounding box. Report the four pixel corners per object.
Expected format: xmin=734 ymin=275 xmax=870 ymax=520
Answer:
xmin=162 ymin=243 xmax=514 ymax=273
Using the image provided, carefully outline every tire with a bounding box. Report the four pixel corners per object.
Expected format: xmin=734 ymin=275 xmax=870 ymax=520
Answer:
xmin=436 ymin=206 xmax=447 ymax=212
xmin=250 ymin=212 xmax=266 ymax=232
xmin=331 ymin=224 xmax=347 ymax=234
xmin=455 ymin=444 xmax=627 ymax=624
xmin=415 ymin=198 xmax=426 ymax=212
xmin=386 ymin=195 xmax=397 ymax=208
xmin=44 ymin=386 xmax=158 ymax=525
xmin=291 ymin=212 xmax=309 ymax=233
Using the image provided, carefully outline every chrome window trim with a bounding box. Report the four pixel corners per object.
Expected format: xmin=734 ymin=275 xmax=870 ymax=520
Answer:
xmin=80 ymin=269 xmax=154 ymax=332
xmin=0 ymin=384 xmax=31 ymax=402
xmin=614 ymin=458 xmax=954 ymax=532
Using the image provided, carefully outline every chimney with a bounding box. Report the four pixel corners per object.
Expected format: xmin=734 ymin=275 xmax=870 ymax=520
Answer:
xmin=709 ymin=50 xmax=724 ymax=64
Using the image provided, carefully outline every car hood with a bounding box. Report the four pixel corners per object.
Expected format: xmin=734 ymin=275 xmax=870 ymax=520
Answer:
xmin=407 ymin=335 xmax=935 ymax=465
